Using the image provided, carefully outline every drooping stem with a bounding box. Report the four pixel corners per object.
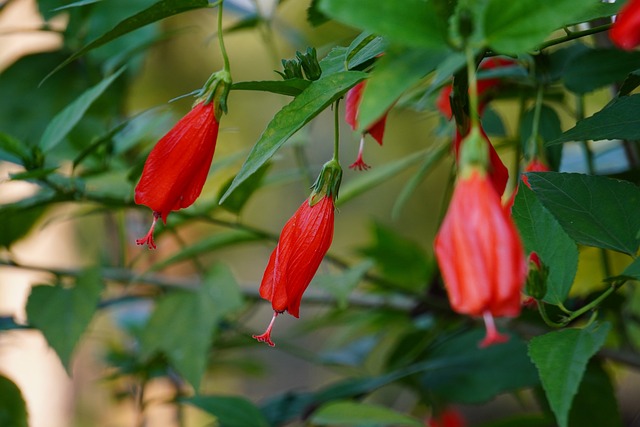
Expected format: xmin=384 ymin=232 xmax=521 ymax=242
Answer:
xmin=528 ymin=85 xmax=545 ymax=159
xmin=333 ymin=99 xmax=341 ymax=162
xmin=216 ymin=0 xmax=231 ymax=73
xmin=465 ymin=46 xmax=480 ymax=131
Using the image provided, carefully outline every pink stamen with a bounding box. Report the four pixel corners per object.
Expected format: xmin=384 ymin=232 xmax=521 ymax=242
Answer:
xmin=479 ymin=311 xmax=509 ymax=348
xmin=349 ymin=136 xmax=371 ymax=171
xmin=136 ymin=211 xmax=161 ymax=250
xmin=252 ymin=312 xmax=278 ymax=347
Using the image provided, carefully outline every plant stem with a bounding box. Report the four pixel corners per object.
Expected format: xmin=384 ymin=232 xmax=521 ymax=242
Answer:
xmin=333 ymin=99 xmax=341 ymax=162
xmin=537 ymin=23 xmax=612 ymax=51
xmin=528 ymin=85 xmax=545 ymax=159
xmin=216 ymin=0 xmax=231 ymax=73
xmin=465 ymin=46 xmax=480 ymax=131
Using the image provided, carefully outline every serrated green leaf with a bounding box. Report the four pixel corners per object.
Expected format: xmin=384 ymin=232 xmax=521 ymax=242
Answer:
xmin=220 ymin=71 xmax=366 ymax=203
xmin=149 ymin=230 xmax=262 ymax=272
xmin=483 ymin=0 xmax=600 ymax=54
xmin=357 ymin=46 xmax=449 ymax=131
xmin=318 ymin=0 xmax=446 ymax=49
xmin=564 ymin=48 xmax=640 ymax=94
xmin=526 ymin=172 xmax=640 ymax=256
xmin=512 ymin=184 xmax=578 ymax=304
xmin=39 ymin=67 xmax=125 ymax=152
xmin=311 ymin=401 xmax=422 ymax=427
xmin=231 ymin=79 xmax=311 ymax=96
xmin=184 ymin=395 xmax=270 ymax=427
xmin=42 ymin=0 xmax=210 ymax=81
xmin=549 ymin=94 xmax=640 ymax=144
xmin=528 ymin=322 xmax=611 ymax=427
xmin=0 ymin=375 xmax=28 ymax=427
xmin=26 ymin=268 xmax=102 ymax=371
xmin=140 ymin=263 xmax=243 ymax=389
xmin=420 ymin=329 xmax=539 ymax=403
xmin=338 ymin=150 xmax=426 ymax=205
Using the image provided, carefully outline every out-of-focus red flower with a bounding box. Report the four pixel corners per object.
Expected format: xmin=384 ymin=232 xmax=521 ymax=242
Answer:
xmin=454 ymin=128 xmax=508 ymax=196
xmin=434 ymin=168 xmax=527 ymax=347
xmin=427 ymin=408 xmax=466 ymax=427
xmin=610 ymin=0 xmax=640 ymax=50
xmin=134 ymin=101 xmax=220 ymax=249
xmin=253 ymin=160 xmax=341 ymax=346
xmin=436 ymin=57 xmax=516 ymax=120
xmin=345 ymin=81 xmax=388 ymax=170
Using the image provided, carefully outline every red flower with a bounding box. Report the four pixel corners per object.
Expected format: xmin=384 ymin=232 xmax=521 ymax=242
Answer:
xmin=454 ymin=128 xmax=508 ymax=196
xmin=345 ymin=81 xmax=388 ymax=170
xmin=253 ymin=196 xmax=335 ymax=346
xmin=134 ymin=101 xmax=219 ymax=249
xmin=434 ymin=168 xmax=527 ymax=347
xmin=427 ymin=408 xmax=466 ymax=427
xmin=610 ymin=0 xmax=640 ymax=50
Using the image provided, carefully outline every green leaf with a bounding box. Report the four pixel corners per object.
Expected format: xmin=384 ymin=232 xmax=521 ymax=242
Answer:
xmin=346 ymin=33 xmax=387 ymax=70
xmin=360 ymin=222 xmax=431 ymax=292
xmin=568 ymin=361 xmax=623 ymax=427
xmin=39 ymin=67 xmax=125 ymax=152
xmin=231 ymin=79 xmax=311 ymax=97
xmin=308 ymin=0 xmax=330 ymax=26
xmin=420 ymin=329 xmax=539 ymax=403
xmin=149 ymin=230 xmax=262 ymax=272
xmin=526 ymin=172 xmax=640 ymax=256
xmin=512 ymin=184 xmax=578 ymax=304
xmin=618 ymin=70 xmax=640 ymax=96
xmin=311 ymin=401 xmax=422 ymax=427
xmin=566 ymin=1 xmax=622 ymax=25
xmin=52 ymin=0 xmax=101 ymax=12
xmin=338 ymin=150 xmax=426 ymax=205
xmin=0 ymin=132 xmax=30 ymax=165
xmin=42 ymin=0 xmax=210 ymax=81
xmin=220 ymin=71 xmax=366 ymax=203
xmin=0 ymin=193 xmax=56 ymax=248
xmin=183 ymin=395 xmax=270 ymax=427
xmin=483 ymin=0 xmax=600 ymax=54
xmin=26 ymin=268 xmax=103 ymax=371
xmin=0 ymin=375 xmax=28 ymax=427
xmin=357 ymin=46 xmax=450 ymax=131
xmin=618 ymin=257 xmax=640 ymax=281
xmin=315 ymin=260 xmax=374 ymax=309
xmin=549 ymin=94 xmax=640 ymax=144
xmin=318 ymin=0 xmax=446 ymax=49
xmin=218 ymin=163 xmax=271 ymax=214
xmin=528 ymin=322 xmax=611 ymax=427
xmin=140 ymin=263 xmax=243 ymax=390
xmin=564 ymin=48 xmax=640 ymax=94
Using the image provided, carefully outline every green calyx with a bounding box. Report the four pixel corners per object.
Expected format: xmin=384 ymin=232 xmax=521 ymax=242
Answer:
xmin=458 ymin=126 xmax=489 ymax=176
xmin=197 ymin=69 xmax=232 ymax=119
xmin=309 ymin=158 xmax=343 ymax=205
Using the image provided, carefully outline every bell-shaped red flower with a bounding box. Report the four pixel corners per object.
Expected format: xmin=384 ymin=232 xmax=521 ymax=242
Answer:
xmin=345 ymin=81 xmax=388 ymax=170
xmin=253 ymin=160 xmax=341 ymax=346
xmin=434 ymin=165 xmax=526 ymax=347
xmin=427 ymin=408 xmax=466 ymax=427
xmin=610 ymin=0 xmax=640 ymax=50
xmin=454 ymin=128 xmax=509 ymax=196
xmin=134 ymin=101 xmax=220 ymax=249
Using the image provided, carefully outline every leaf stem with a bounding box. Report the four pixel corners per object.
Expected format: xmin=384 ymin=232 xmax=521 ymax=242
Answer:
xmin=333 ymin=99 xmax=341 ymax=162
xmin=216 ymin=0 xmax=231 ymax=73
xmin=465 ymin=46 xmax=480 ymax=131
xmin=537 ymin=23 xmax=612 ymax=51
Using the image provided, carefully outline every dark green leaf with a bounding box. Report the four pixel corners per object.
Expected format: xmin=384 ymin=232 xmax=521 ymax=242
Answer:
xmin=613 ymin=257 xmax=640 ymax=282
xmin=39 ymin=67 xmax=125 ymax=152
xmin=219 ymin=71 xmax=366 ymax=203
xmin=483 ymin=0 xmax=601 ymax=54
xmin=512 ymin=184 xmax=579 ymax=304
xmin=308 ymin=0 xmax=330 ymax=26
xmin=618 ymin=70 xmax=640 ymax=96
xmin=319 ymin=46 xmax=348 ymax=76
xmin=0 ymin=375 xmax=28 ymax=427
xmin=26 ymin=268 xmax=103 ymax=371
xmin=0 ymin=193 xmax=56 ymax=248
xmin=549 ymin=94 xmax=640 ymax=144
xmin=318 ymin=0 xmax=446 ymax=49
xmin=224 ymin=15 xmax=260 ymax=34
xmin=184 ymin=395 xmax=270 ymax=427
xmin=311 ymin=401 xmax=422 ymax=427
xmin=149 ymin=230 xmax=263 ymax=272
xmin=140 ymin=263 xmax=243 ymax=389
xmin=42 ymin=0 xmax=210 ymax=81
xmin=360 ymin=222 xmax=431 ymax=292
xmin=565 ymin=1 xmax=622 ymax=25
xmin=481 ymin=106 xmax=506 ymax=137
xmin=528 ymin=322 xmax=611 ymax=427
xmin=526 ymin=172 xmax=640 ymax=256
xmin=568 ymin=361 xmax=623 ymax=427
xmin=231 ymin=79 xmax=311 ymax=96
xmin=420 ymin=329 xmax=539 ymax=403
xmin=564 ymin=48 xmax=640 ymax=94
xmin=346 ymin=33 xmax=387 ymax=70
xmin=52 ymin=0 xmax=101 ymax=12
xmin=520 ymin=105 xmax=562 ymax=153
xmin=0 ymin=132 xmax=30 ymax=165
xmin=338 ymin=150 xmax=426 ymax=205
xmin=218 ymin=163 xmax=271 ymax=214
xmin=357 ymin=46 xmax=450 ymax=132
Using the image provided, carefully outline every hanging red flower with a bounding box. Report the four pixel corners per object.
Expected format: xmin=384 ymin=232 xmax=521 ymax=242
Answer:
xmin=610 ymin=0 xmax=640 ymax=50
xmin=434 ymin=135 xmax=526 ymax=347
xmin=454 ymin=128 xmax=509 ymax=196
xmin=345 ymin=81 xmax=389 ymax=170
xmin=253 ymin=159 xmax=342 ymax=346
xmin=427 ymin=408 xmax=467 ymax=427
xmin=134 ymin=101 xmax=220 ymax=249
